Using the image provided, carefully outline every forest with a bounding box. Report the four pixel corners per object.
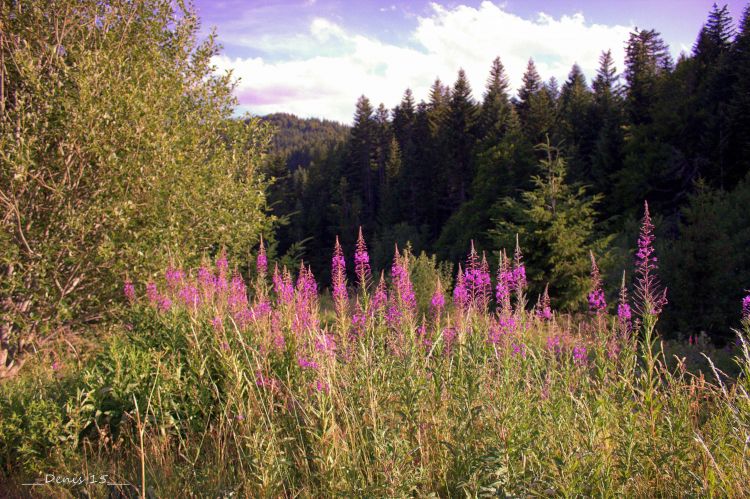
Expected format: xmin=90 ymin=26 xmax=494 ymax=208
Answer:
xmin=266 ymin=3 xmax=750 ymax=342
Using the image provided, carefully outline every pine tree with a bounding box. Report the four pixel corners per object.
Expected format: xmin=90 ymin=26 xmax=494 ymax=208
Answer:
xmin=490 ymin=140 xmax=611 ymax=309
xmin=625 ymin=28 xmax=673 ymax=124
xmin=590 ymin=50 xmax=625 ymax=205
xmin=478 ymin=56 xmax=511 ymax=143
xmin=559 ymin=64 xmax=594 ymax=182
xmin=446 ymin=69 xmax=479 ymax=206
xmin=347 ymin=96 xmax=377 ymax=230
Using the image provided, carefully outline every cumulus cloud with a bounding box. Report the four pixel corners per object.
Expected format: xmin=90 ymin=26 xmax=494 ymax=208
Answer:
xmin=212 ymin=1 xmax=634 ymax=123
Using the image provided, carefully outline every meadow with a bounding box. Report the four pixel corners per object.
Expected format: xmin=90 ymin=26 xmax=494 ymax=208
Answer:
xmin=1 ymin=203 xmax=749 ymax=497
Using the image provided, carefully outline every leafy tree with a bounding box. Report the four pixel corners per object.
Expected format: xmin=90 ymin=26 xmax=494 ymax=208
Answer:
xmin=0 ymin=0 xmax=273 ymax=334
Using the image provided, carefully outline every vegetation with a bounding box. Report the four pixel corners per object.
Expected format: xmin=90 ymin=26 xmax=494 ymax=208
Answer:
xmin=2 ymin=0 xmax=750 ymax=496
xmin=1 ymin=221 xmax=749 ymax=496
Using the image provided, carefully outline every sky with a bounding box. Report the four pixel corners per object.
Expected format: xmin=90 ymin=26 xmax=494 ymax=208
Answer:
xmin=195 ymin=0 xmax=748 ymax=124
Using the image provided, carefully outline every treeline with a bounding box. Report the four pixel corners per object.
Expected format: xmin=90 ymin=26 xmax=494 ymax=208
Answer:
xmin=266 ymin=4 xmax=750 ymax=341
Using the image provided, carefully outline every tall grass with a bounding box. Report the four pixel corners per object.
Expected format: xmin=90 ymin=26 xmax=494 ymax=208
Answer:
xmin=1 ymin=225 xmax=750 ymax=497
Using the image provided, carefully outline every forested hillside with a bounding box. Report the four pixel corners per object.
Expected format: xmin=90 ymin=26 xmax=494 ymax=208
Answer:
xmin=266 ymin=4 xmax=750 ymax=341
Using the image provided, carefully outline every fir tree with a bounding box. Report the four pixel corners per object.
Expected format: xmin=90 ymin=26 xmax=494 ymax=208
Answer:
xmin=490 ymin=140 xmax=612 ymax=309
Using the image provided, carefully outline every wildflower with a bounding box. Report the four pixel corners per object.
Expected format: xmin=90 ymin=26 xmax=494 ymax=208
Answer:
xmin=315 ymin=333 xmax=337 ymax=356
xmin=351 ymin=304 xmax=366 ymax=338
xmin=235 ymin=414 xmax=245 ymax=421
xmin=52 ymin=360 xmax=61 ymax=371
xmin=512 ymin=343 xmax=527 ymax=358
xmin=216 ymin=249 xmax=228 ymax=275
xmin=221 ymin=341 xmax=230 ymax=351
xmin=391 ymin=246 xmax=416 ymax=315
xmin=430 ymin=277 xmax=445 ymax=316
xmin=442 ymin=327 xmax=457 ymax=356
xmin=158 ymin=296 xmax=172 ymax=312
xmin=546 ymin=335 xmax=561 ymax=352
xmin=314 ymin=379 xmax=330 ymax=393
xmin=178 ymin=285 xmax=201 ymax=308
xmin=453 ymin=264 xmax=469 ymax=311
xmin=297 ymin=356 xmax=318 ymax=370
xmin=354 ymin=227 xmax=371 ymax=287
xmin=742 ymin=292 xmax=750 ymax=321
xmin=513 ymin=235 xmax=527 ymax=292
xmin=495 ymin=252 xmax=512 ymax=313
xmin=536 ymin=284 xmax=552 ymax=320
xmin=146 ymin=282 xmax=159 ymax=305
xmin=617 ymin=271 xmax=632 ymax=330
xmin=332 ymin=237 xmax=348 ymax=317
xmin=372 ymin=272 xmax=388 ymax=313
xmin=635 ymin=201 xmax=667 ymax=316
xmin=488 ymin=315 xmax=516 ymax=344
xmin=211 ymin=316 xmax=223 ymax=332
xmin=123 ymin=280 xmax=136 ymax=303
xmin=588 ymin=252 xmax=607 ymax=314
xmin=573 ymin=345 xmax=588 ymax=365
xmin=256 ymin=235 xmax=268 ymax=276
xmin=197 ymin=266 xmax=215 ymax=297
xmin=165 ymin=267 xmax=184 ymax=289
xmin=228 ymin=273 xmax=248 ymax=310
xmin=273 ymin=264 xmax=294 ymax=305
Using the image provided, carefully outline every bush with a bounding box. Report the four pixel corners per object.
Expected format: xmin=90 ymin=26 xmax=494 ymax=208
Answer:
xmin=0 ymin=0 xmax=274 ymax=337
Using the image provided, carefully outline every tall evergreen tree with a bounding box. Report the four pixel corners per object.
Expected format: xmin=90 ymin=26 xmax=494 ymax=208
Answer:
xmin=490 ymin=141 xmax=611 ymax=309
xmin=624 ymin=28 xmax=672 ymax=124
xmin=559 ymin=64 xmax=594 ymax=182
xmin=347 ymin=96 xmax=376 ymax=230
xmin=446 ymin=69 xmax=479 ymax=206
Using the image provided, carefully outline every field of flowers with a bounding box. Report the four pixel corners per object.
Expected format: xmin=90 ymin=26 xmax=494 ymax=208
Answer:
xmin=1 ymin=202 xmax=750 ymax=497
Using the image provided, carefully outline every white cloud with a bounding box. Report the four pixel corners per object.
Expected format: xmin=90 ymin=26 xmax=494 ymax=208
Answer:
xmin=212 ymin=1 xmax=634 ymax=123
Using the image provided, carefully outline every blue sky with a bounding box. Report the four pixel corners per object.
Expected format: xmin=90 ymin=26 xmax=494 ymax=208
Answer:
xmin=195 ymin=0 xmax=748 ymax=123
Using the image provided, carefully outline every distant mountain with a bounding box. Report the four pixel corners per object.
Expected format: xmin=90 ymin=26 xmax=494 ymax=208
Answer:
xmin=261 ymin=113 xmax=349 ymax=171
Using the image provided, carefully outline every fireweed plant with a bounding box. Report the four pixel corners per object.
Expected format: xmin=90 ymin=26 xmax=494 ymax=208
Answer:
xmin=1 ymin=204 xmax=750 ymax=496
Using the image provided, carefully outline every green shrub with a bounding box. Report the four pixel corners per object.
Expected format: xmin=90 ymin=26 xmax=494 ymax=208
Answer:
xmin=0 ymin=0 xmax=274 ymax=337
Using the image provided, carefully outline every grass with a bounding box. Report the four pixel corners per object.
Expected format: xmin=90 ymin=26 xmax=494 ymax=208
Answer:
xmin=1 ymin=258 xmax=749 ymax=498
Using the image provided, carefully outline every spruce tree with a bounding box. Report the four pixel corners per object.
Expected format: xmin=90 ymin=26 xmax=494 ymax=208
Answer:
xmin=489 ymin=140 xmax=611 ymax=309
xmin=447 ymin=69 xmax=479 ymax=206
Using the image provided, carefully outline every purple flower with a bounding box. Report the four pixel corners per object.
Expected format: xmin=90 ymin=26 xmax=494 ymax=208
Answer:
xmin=442 ymin=327 xmax=457 ymax=356
xmin=124 ymin=280 xmax=136 ymax=303
xmin=211 ymin=316 xmax=223 ymax=332
xmin=742 ymin=293 xmax=750 ymax=321
xmin=536 ymin=284 xmax=552 ymax=320
xmin=178 ymin=285 xmax=201 ymax=308
xmin=546 ymin=335 xmax=561 ymax=352
xmin=216 ymin=249 xmax=228 ymax=275
xmin=390 ymin=246 xmax=416 ymax=316
xmin=453 ymin=264 xmax=469 ymax=311
xmin=146 ymin=282 xmax=159 ymax=305
xmin=228 ymin=274 xmax=248 ymax=310
xmin=165 ymin=267 xmax=184 ymax=289
xmin=495 ymin=252 xmax=513 ymax=313
xmin=158 ymin=296 xmax=172 ymax=312
xmin=273 ymin=265 xmax=294 ymax=305
xmin=588 ymin=252 xmax=607 ymax=314
xmin=297 ymin=356 xmax=318 ymax=370
xmin=332 ymin=237 xmax=348 ymax=317
xmin=488 ymin=316 xmax=516 ymax=344
xmin=314 ymin=379 xmax=330 ymax=393
xmin=617 ymin=271 xmax=632 ymax=330
xmin=372 ymin=272 xmax=388 ymax=313
xmin=573 ymin=345 xmax=588 ymax=365
xmin=430 ymin=279 xmax=446 ymax=315
xmin=354 ymin=227 xmax=371 ymax=287
xmin=315 ymin=333 xmax=337 ymax=356
xmin=256 ymin=235 xmax=268 ymax=276
xmin=635 ymin=201 xmax=668 ymax=316
xmin=512 ymin=343 xmax=526 ymax=358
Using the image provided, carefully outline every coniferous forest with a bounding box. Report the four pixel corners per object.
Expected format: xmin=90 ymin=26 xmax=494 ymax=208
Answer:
xmin=3 ymin=1 xmax=750 ymax=496
xmin=266 ymin=4 xmax=750 ymax=342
